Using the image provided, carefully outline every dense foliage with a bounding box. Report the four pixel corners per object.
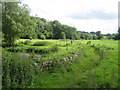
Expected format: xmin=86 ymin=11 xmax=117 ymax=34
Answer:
xmin=2 ymin=49 xmax=35 ymax=88
xmin=2 ymin=2 xmax=120 ymax=46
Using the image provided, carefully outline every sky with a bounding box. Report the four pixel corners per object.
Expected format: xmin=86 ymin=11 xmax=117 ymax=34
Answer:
xmin=22 ymin=0 xmax=119 ymax=34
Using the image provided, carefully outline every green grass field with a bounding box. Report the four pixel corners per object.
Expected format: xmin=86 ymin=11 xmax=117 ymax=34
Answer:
xmin=2 ymin=39 xmax=119 ymax=88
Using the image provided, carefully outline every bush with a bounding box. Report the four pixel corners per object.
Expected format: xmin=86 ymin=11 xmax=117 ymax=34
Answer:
xmin=52 ymin=46 xmax=59 ymax=52
xmin=23 ymin=40 xmax=31 ymax=45
xmin=7 ymin=47 xmax=24 ymax=52
xmin=1 ymin=41 xmax=7 ymax=48
xmin=26 ymin=46 xmax=58 ymax=54
xmin=14 ymin=43 xmax=22 ymax=47
xmin=26 ymin=47 xmax=35 ymax=52
xmin=40 ymin=35 xmax=46 ymax=40
xmin=87 ymin=41 xmax=91 ymax=44
xmin=33 ymin=41 xmax=52 ymax=46
xmin=2 ymin=50 xmax=35 ymax=88
xmin=93 ymin=45 xmax=109 ymax=60
xmin=60 ymin=32 xmax=66 ymax=39
xmin=34 ymin=47 xmax=52 ymax=54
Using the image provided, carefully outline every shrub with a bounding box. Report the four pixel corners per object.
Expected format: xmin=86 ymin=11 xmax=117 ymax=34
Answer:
xmin=24 ymin=40 xmax=31 ymax=45
xmin=26 ymin=47 xmax=35 ymax=52
xmin=40 ymin=35 xmax=46 ymax=40
xmin=93 ymin=45 xmax=109 ymax=60
xmin=34 ymin=47 xmax=52 ymax=54
xmin=7 ymin=47 xmax=24 ymax=52
xmin=33 ymin=41 xmax=52 ymax=46
xmin=1 ymin=41 xmax=7 ymax=48
xmin=14 ymin=42 xmax=23 ymax=47
xmin=52 ymin=46 xmax=59 ymax=52
xmin=60 ymin=32 xmax=66 ymax=39
xmin=2 ymin=50 xmax=35 ymax=88
xmin=27 ymin=46 xmax=58 ymax=54
xmin=87 ymin=41 xmax=91 ymax=44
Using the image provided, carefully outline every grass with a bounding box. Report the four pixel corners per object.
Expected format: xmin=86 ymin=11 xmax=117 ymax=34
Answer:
xmin=2 ymin=49 xmax=35 ymax=88
xmin=2 ymin=39 xmax=118 ymax=88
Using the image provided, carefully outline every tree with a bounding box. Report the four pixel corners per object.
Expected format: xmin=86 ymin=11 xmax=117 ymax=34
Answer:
xmin=50 ymin=20 xmax=63 ymax=39
xmin=74 ymin=31 xmax=81 ymax=40
xmin=64 ymin=26 xmax=77 ymax=39
xmin=2 ymin=2 xmax=36 ymax=46
xmin=106 ymin=33 xmax=113 ymax=40
xmin=80 ymin=33 xmax=86 ymax=39
xmin=93 ymin=35 xmax=97 ymax=40
xmin=96 ymin=31 xmax=103 ymax=40
xmin=40 ymin=34 xmax=46 ymax=40
xmin=113 ymin=33 xmax=119 ymax=40
xmin=2 ymin=2 xmax=22 ymax=46
xmin=118 ymin=27 xmax=120 ymax=40
xmin=113 ymin=27 xmax=120 ymax=40
xmin=60 ymin=32 xmax=66 ymax=39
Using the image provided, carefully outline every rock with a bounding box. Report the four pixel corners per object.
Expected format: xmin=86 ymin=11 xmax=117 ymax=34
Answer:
xmin=33 ymin=55 xmax=41 ymax=61
xmin=42 ymin=62 xmax=47 ymax=65
xmin=66 ymin=57 xmax=69 ymax=61
xmin=63 ymin=58 xmax=66 ymax=61
xmin=34 ymin=63 xmax=37 ymax=66
xmin=74 ymin=55 xmax=77 ymax=57
xmin=40 ymin=69 xmax=43 ymax=71
xmin=70 ymin=57 xmax=73 ymax=60
xmin=40 ymin=51 xmax=80 ymax=70
xmin=72 ymin=56 xmax=75 ymax=60
xmin=45 ymin=61 xmax=49 ymax=64
xmin=33 ymin=58 xmax=40 ymax=61
xmin=49 ymin=61 xmax=52 ymax=63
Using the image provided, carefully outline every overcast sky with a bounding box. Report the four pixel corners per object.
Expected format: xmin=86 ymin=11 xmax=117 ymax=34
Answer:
xmin=22 ymin=0 xmax=119 ymax=34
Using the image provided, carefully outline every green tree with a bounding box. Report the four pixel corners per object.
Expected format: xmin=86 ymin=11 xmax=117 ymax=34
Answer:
xmin=113 ymin=33 xmax=119 ymax=40
xmin=40 ymin=34 xmax=46 ymax=40
xmin=60 ymin=32 xmax=66 ymax=39
xmin=118 ymin=27 xmax=120 ymax=40
xmin=93 ymin=35 xmax=97 ymax=40
xmin=106 ymin=33 xmax=113 ymax=40
xmin=96 ymin=31 xmax=103 ymax=40
xmin=2 ymin=2 xmax=36 ymax=46
xmin=64 ymin=25 xmax=77 ymax=39
xmin=50 ymin=20 xmax=63 ymax=39
xmin=75 ymin=31 xmax=81 ymax=40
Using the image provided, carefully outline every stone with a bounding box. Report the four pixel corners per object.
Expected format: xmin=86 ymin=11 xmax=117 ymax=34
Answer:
xmin=33 ymin=58 xmax=40 ymax=61
xmin=34 ymin=63 xmax=37 ymax=66
xmin=66 ymin=57 xmax=69 ymax=61
xmin=63 ymin=58 xmax=66 ymax=61
xmin=70 ymin=57 xmax=73 ymax=60
xmin=75 ymin=55 xmax=77 ymax=57
xmin=49 ymin=61 xmax=53 ymax=63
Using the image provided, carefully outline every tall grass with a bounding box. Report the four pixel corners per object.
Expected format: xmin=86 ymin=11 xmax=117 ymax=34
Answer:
xmin=2 ymin=39 xmax=118 ymax=88
xmin=30 ymin=40 xmax=118 ymax=88
xmin=2 ymin=49 xmax=35 ymax=88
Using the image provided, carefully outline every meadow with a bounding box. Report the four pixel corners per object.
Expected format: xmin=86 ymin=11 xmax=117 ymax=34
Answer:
xmin=2 ymin=39 xmax=119 ymax=88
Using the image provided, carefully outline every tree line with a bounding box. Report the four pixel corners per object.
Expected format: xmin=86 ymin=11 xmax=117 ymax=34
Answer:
xmin=2 ymin=2 xmax=120 ymax=46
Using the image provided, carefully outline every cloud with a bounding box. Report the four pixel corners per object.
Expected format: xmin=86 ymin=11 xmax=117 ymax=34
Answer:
xmin=22 ymin=0 xmax=119 ymax=34
xmin=59 ymin=18 xmax=118 ymax=34
xmin=68 ymin=10 xmax=118 ymax=20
